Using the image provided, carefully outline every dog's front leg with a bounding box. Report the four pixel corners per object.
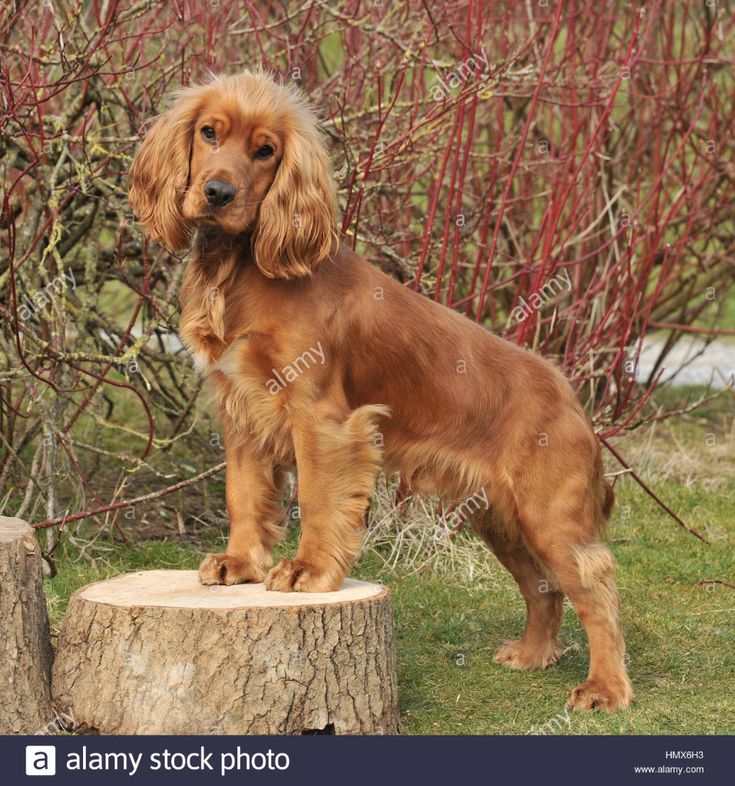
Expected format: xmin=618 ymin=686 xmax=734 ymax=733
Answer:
xmin=199 ymin=421 xmax=284 ymax=585
xmin=265 ymin=402 xmax=388 ymax=592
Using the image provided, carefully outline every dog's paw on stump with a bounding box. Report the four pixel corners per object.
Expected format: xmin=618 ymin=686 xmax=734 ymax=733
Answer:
xmin=198 ymin=553 xmax=265 ymax=585
xmin=51 ymin=569 xmax=399 ymax=735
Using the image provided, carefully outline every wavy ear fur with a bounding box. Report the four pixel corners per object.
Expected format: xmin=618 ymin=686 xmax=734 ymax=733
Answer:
xmin=253 ymin=102 xmax=338 ymax=279
xmin=128 ymin=91 xmax=200 ymax=252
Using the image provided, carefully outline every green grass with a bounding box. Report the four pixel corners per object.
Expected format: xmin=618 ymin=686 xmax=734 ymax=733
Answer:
xmin=45 ymin=391 xmax=735 ymax=735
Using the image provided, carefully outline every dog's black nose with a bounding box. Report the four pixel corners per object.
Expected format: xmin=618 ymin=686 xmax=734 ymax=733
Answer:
xmin=204 ymin=179 xmax=236 ymax=208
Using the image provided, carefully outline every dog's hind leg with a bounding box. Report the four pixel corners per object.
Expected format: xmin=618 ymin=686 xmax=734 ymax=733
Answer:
xmin=517 ymin=494 xmax=633 ymax=711
xmin=560 ymin=541 xmax=633 ymax=711
xmin=474 ymin=514 xmax=564 ymax=670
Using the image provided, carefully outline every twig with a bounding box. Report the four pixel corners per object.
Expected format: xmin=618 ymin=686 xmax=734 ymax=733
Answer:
xmin=600 ymin=436 xmax=710 ymax=544
xmin=696 ymin=579 xmax=735 ymax=591
xmin=33 ymin=462 xmax=226 ymax=531
xmin=648 ymin=321 xmax=735 ymax=336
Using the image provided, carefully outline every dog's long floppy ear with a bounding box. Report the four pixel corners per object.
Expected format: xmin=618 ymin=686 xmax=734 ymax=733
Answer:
xmin=253 ymin=110 xmax=339 ymax=279
xmin=128 ymin=91 xmax=200 ymax=252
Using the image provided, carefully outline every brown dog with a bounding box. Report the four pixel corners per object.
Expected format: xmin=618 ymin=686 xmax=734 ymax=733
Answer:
xmin=128 ymin=70 xmax=633 ymax=711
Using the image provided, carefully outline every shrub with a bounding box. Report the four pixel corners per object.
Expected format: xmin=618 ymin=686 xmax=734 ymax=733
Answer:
xmin=1 ymin=1 xmax=732 ymax=535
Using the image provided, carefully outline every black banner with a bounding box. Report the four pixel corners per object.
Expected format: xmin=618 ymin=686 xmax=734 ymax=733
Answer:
xmin=5 ymin=735 xmax=728 ymax=785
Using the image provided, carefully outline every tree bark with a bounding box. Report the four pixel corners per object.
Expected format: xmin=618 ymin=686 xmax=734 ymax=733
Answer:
xmin=0 ymin=517 xmax=53 ymax=734
xmin=52 ymin=569 xmax=399 ymax=734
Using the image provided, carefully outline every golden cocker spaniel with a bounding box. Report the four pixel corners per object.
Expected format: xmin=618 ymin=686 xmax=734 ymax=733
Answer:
xmin=128 ymin=70 xmax=632 ymax=712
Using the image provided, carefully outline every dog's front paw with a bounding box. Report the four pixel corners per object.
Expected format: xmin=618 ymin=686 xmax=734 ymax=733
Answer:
xmin=198 ymin=553 xmax=265 ymax=586
xmin=265 ymin=558 xmax=341 ymax=593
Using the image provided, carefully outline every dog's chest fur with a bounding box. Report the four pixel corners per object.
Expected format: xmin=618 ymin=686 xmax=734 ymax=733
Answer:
xmin=178 ymin=256 xmax=294 ymax=459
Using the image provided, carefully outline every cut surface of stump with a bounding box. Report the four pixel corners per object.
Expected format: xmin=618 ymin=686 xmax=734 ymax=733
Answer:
xmin=52 ymin=569 xmax=399 ymax=735
xmin=0 ymin=517 xmax=54 ymax=734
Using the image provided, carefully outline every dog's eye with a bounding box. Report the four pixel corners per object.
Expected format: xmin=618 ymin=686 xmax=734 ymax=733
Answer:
xmin=201 ymin=126 xmax=216 ymax=141
xmin=255 ymin=144 xmax=274 ymax=160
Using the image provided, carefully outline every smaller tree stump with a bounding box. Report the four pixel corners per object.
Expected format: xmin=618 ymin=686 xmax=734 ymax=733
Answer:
xmin=52 ymin=570 xmax=399 ymax=734
xmin=0 ymin=517 xmax=54 ymax=734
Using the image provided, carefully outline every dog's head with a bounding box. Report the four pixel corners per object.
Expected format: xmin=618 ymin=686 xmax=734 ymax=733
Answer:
xmin=128 ymin=71 xmax=338 ymax=278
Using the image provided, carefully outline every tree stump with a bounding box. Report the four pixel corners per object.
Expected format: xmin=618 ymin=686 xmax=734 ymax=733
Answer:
xmin=0 ymin=517 xmax=54 ymax=734
xmin=52 ymin=569 xmax=399 ymax=734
